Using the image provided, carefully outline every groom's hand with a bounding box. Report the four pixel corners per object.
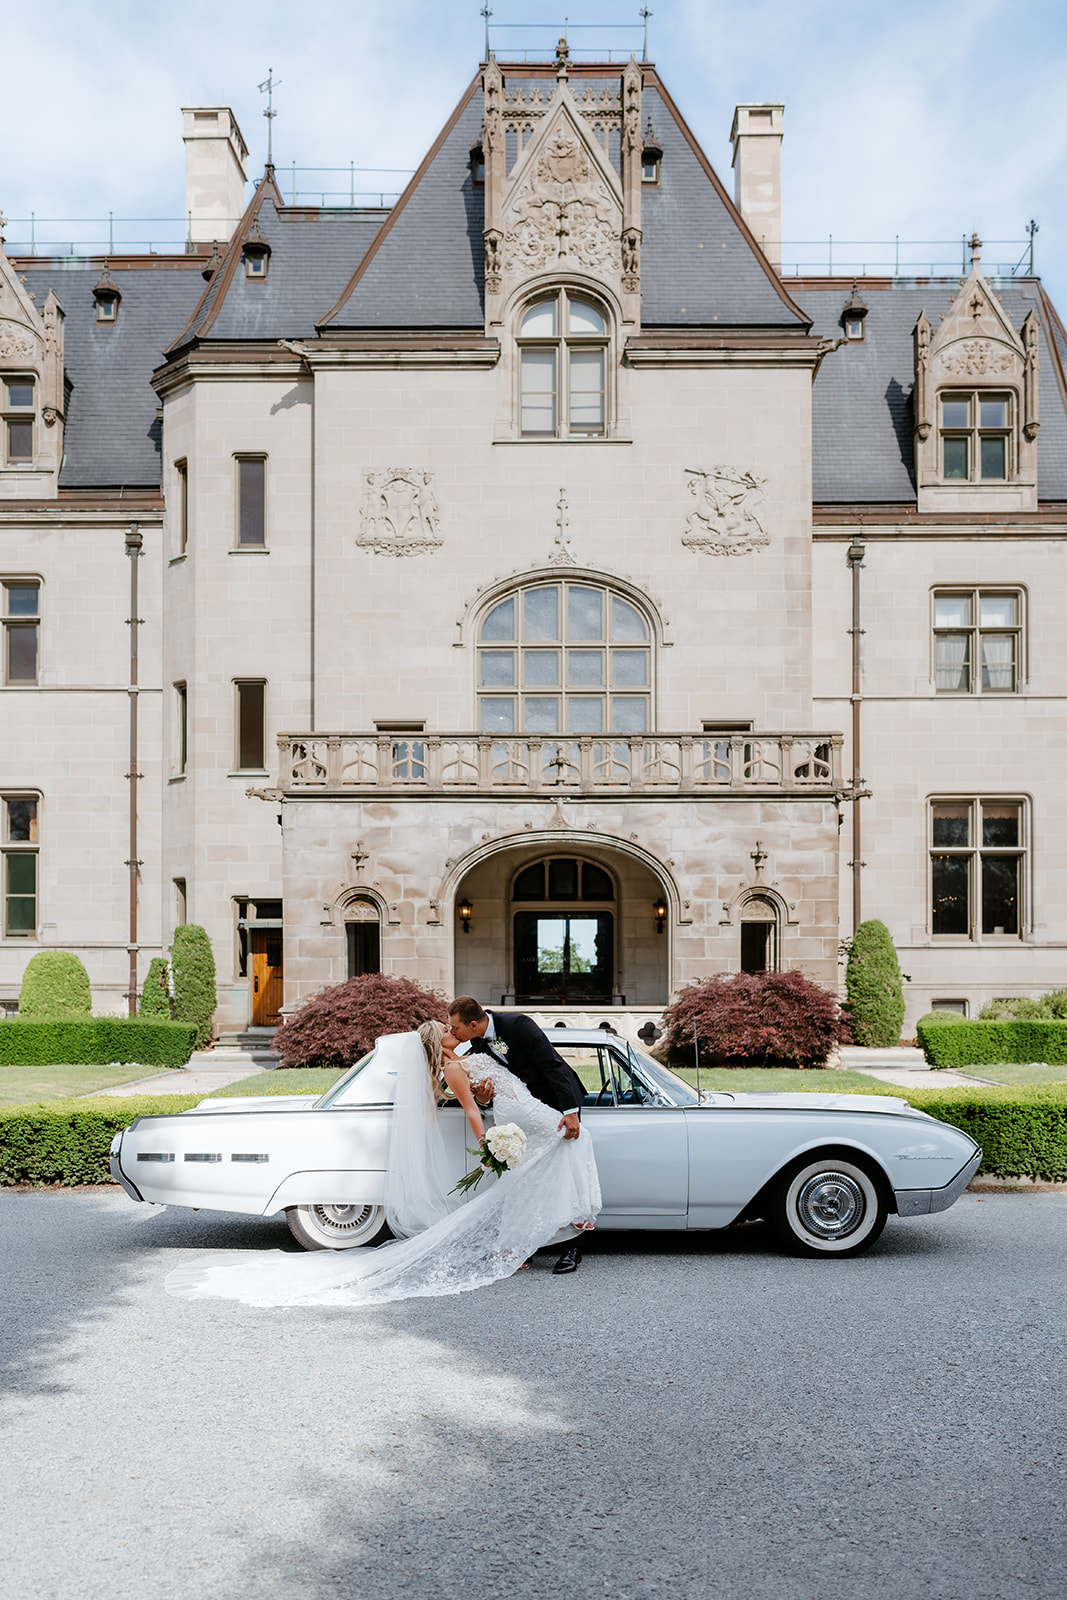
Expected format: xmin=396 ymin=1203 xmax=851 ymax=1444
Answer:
xmin=559 ymin=1112 xmax=581 ymax=1141
xmin=472 ymin=1079 xmax=494 ymax=1105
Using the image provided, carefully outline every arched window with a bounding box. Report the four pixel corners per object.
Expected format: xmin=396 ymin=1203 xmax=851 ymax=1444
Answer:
xmin=478 ymin=580 xmax=651 ymax=735
xmin=519 ymin=290 xmax=609 ymax=438
xmin=740 ymin=895 xmax=780 ymax=973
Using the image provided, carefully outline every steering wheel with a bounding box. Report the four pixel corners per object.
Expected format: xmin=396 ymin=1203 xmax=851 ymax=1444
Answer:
xmin=594 ymin=1086 xmax=614 ymax=1106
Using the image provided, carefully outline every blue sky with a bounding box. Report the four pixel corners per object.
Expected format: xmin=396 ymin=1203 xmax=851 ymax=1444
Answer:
xmin=3 ymin=0 xmax=1066 ymax=302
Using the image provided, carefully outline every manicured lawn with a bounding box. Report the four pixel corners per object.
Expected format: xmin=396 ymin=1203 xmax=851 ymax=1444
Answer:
xmin=670 ymin=1066 xmax=901 ymax=1094
xmin=955 ymin=1061 xmax=1067 ymax=1087
xmin=205 ymin=1068 xmax=344 ymax=1098
xmin=0 ymin=1062 xmax=177 ymax=1106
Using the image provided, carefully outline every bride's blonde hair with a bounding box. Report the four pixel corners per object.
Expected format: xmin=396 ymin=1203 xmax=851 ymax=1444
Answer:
xmin=418 ymin=1020 xmax=449 ymax=1104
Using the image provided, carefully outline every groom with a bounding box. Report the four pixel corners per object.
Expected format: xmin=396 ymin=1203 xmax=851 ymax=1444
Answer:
xmin=447 ymin=996 xmax=587 ymax=1275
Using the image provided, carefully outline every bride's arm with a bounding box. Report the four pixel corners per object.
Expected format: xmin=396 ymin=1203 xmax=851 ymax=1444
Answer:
xmin=443 ymin=1061 xmax=486 ymax=1144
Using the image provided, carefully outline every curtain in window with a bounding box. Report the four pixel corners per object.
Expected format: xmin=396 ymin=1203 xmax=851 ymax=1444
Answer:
xmin=981 ymin=635 xmax=1014 ymax=691
xmin=935 ymin=634 xmax=969 ymax=691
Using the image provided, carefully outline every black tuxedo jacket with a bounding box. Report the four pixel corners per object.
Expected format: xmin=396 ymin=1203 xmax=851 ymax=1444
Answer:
xmin=465 ymin=1011 xmax=585 ymax=1117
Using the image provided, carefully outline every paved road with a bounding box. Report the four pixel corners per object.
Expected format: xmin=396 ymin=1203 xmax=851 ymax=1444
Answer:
xmin=2 ymin=1192 xmax=1065 ymax=1600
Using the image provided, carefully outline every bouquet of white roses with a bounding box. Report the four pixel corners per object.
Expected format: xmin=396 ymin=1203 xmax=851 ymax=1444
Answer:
xmin=450 ymin=1121 xmax=527 ymax=1196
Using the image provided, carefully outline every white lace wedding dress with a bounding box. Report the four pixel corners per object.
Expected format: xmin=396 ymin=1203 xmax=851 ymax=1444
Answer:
xmin=165 ymin=1037 xmax=601 ymax=1308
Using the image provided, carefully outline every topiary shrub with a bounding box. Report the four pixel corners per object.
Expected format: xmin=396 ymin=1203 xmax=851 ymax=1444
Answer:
xmin=18 ymin=951 xmax=93 ymax=1018
xmin=276 ymin=973 xmax=447 ymax=1070
xmin=170 ymin=925 xmax=217 ymax=1048
xmin=139 ymin=958 xmax=172 ymax=1019
xmin=844 ymin=920 xmax=905 ymax=1047
xmin=660 ymin=971 xmax=847 ymax=1071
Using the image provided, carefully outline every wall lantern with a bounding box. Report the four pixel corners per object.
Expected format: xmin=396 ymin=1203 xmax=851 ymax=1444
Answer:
xmin=458 ymin=897 xmax=473 ymax=933
xmin=653 ymin=897 xmax=668 ymax=933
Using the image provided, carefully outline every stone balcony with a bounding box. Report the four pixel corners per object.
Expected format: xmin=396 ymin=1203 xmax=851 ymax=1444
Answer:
xmin=275 ymin=731 xmax=844 ymax=797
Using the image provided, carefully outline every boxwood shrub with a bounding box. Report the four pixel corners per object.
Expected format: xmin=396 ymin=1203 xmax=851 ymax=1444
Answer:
xmin=844 ymin=920 xmax=905 ymax=1047
xmin=0 ymin=1095 xmax=200 ymax=1186
xmin=0 ymin=1018 xmax=196 ymax=1067
xmin=2 ymin=1085 xmax=1064 ymax=1187
xmin=19 ymin=951 xmax=92 ymax=1018
xmin=918 ymin=1019 xmax=1067 ymax=1068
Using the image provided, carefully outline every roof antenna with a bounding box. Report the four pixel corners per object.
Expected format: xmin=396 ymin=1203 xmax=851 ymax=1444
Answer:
xmin=480 ymin=5 xmax=492 ymax=60
xmin=258 ymin=68 xmax=282 ymax=169
xmin=640 ymin=6 xmax=653 ymax=61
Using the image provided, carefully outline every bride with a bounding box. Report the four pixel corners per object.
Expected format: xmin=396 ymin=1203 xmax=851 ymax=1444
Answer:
xmin=166 ymin=1021 xmax=601 ymax=1308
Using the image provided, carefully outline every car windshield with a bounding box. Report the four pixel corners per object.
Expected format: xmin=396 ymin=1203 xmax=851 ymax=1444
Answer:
xmin=546 ymin=1035 xmax=698 ymax=1107
xmin=623 ymin=1043 xmax=699 ymax=1106
xmin=314 ymin=1050 xmax=376 ymax=1108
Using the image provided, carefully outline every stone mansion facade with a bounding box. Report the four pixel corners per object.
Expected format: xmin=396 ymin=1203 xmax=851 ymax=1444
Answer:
xmin=2 ymin=50 xmax=1066 ymax=1035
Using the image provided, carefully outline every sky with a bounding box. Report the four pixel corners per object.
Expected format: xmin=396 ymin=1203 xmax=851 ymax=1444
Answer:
xmin=3 ymin=0 xmax=1066 ymax=302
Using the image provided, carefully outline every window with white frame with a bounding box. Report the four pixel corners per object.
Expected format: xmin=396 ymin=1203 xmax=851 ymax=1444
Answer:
xmin=3 ymin=795 xmax=39 ymax=938
xmin=234 ymin=680 xmax=266 ymax=771
xmin=478 ymin=581 xmax=651 ymax=735
xmin=2 ymin=376 xmax=35 ymax=466
xmin=930 ymin=798 xmax=1025 ymax=939
xmin=3 ymin=580 xmax=40 ymax=685
xmin=940 ymin=391 xmax=1012 ymax=482
xmin=518 ymin=291 xmax=609 ymax=438
xmin=933 ymin=589 xmax=1022 ymax=693
xmin=235 ymin=456 xmax=266 ymax=547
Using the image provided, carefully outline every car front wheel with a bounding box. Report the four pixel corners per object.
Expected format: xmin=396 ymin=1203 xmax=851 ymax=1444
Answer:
xmin=770 ymin=1155 xmax=888 ymax=1258
xmin=286 ymin=1203 xmax=390 ymax=1251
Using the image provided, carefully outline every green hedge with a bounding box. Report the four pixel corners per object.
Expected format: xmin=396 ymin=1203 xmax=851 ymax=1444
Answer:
xmin=918 ymin=1019 xmax=1067 ymax=1068
xmin=901 ymin=1084 xmax=1067 ymax=1183
xmin=2 ymin=1084 xmax=1065 ymax=1188
xmin=0 ymin=1018 xmax=197 ymax=1068
xmin=0 ymin=1095 xmax=200 ymax=1185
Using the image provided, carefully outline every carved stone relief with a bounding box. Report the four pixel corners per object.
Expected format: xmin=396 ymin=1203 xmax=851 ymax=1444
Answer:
xmin=0 ymin=321 xmax=37 ymax=360
xmin=357 ymin=468 xmax=442 ymax=557
xmin=939 ymin=339 xmax=1016 ymax=378
xmin=682 ymin=468 xmax=769 ymax=557
xmin=504 ymin=127 xmax=619 ymax=274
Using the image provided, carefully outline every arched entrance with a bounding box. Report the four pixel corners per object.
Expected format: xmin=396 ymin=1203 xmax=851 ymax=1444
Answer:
xmin=453 ymin=843 xmax=669 ymax=1006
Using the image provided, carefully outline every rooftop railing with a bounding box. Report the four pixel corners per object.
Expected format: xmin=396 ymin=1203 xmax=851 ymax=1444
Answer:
xmin=777 ymin=236 xmax=1036 ymax=279
xmin=276 ymin=731 xmax=844 ymax=796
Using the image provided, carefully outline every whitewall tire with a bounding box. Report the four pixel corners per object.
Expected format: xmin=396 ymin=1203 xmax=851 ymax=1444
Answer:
xmin=770 ymin=1155 xmax=888 ymax=1258
xmin=286 ymin=1203 xmax=390 ymax=1251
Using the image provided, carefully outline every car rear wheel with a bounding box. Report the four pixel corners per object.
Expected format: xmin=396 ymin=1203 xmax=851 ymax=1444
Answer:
xmin=770 ymin=1155 xmax=888 ymax=1258
xmin=285 ymin=1203 xmax=390 ymax=1251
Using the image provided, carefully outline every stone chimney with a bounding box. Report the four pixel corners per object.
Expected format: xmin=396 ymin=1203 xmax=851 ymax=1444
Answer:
xmin=181 ymin=107 xmax=249 ymax=243
xmin=729 ymin=103 xmax=783 ymax=269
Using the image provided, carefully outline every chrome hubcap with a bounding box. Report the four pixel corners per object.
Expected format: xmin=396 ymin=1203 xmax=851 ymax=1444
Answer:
xmin=796 ymin=1171 xmax=865 ymax=1239
xmin=311 ymin=1204 xmax=376 ymax=1236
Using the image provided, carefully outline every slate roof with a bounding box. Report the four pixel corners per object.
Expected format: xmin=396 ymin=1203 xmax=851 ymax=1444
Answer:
xmin=324 ymin=68 xmax=807 ymax=331
xmin=171 ymin=189 xmax=385 ymax=346
xmin=17 ymin=260 xmax=205 ymax=488
xmin=793 ymin=277 xmax=1067 ymax=504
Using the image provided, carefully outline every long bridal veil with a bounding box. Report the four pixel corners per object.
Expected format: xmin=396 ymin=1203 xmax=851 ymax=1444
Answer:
xmin=381 ymin=1030 xmax=460 ymax=1238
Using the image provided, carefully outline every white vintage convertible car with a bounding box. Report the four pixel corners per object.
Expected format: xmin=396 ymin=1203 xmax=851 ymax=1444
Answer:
xmin=110 ymin=1027 xmax=981 ymax=1258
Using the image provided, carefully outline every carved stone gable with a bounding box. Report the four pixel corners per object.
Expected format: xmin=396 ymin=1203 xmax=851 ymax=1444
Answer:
xmin=0 ymin=243 xmax=65 ymax=496
xmin=481 ymin=60 xmax=645 ymax=332
xmin=912 ymin=260 xmax=1038 ymax=512
xmin=357 ymin=468 xmax=442 ymax=557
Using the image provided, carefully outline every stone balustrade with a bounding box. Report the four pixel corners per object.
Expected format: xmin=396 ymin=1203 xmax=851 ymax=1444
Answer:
xmin=276 ymin=731 xmax=844 ymax=795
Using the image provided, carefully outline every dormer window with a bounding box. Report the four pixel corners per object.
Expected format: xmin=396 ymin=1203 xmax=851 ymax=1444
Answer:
xmin=941 ymin=392 xmax=1011 ymax=481
xmin=93 ymin=266 xmax=121 ymax=324
xmin=641 ymin=120 xmax=662 ymax=184
xmin=842 ymin=282 xmax=868 ymax=341
xmin=2 ymin=378 xmax=34 ymax=465
xmin=518 ymin=292 xmax=609 ymax=439
xmin=242 ymin=222 xmax=271 ymax=280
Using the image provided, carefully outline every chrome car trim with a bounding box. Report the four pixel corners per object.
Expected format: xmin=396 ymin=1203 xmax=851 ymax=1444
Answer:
xmin=894 ymin=1145 xmax=982 ymax=1216
xmin=109 ymin=1135 xmax=145 ymax=1203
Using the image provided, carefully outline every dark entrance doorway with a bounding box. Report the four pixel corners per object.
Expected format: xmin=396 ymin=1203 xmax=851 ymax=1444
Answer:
xmin=250 ymin=929 xmax=284 ymax=1025
xmin=514 ymin=911 xmax=614 ymax=1003
xmin=347 ymin=921 xmax=381 ymax=978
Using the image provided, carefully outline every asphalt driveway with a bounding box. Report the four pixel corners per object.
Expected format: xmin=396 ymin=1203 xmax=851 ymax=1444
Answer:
xmin=1 ymin=1191 xmax=1064 ymax=1600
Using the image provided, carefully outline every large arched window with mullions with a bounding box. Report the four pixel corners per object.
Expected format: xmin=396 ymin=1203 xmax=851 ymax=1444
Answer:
xmin=478 ymin=580 xmax=652 ymax=735
xmin=518 ymin=290 xmax=610 ymax=438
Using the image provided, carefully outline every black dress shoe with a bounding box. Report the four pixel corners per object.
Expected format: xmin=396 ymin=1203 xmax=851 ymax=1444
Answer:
xmin=553 ymin=1244 xmax=581 ymax=1275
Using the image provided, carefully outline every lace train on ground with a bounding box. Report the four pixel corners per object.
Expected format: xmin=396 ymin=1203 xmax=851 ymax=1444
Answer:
xmin=165 ymin=1058 xmax=601 ymax=1308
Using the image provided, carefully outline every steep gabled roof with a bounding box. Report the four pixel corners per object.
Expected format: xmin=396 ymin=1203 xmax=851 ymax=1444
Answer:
xmin=323 ymin=62 xmax=808 ymax=332
xmin=16 ymin=258 xmax=205 ymax=488
xmin=165 ymin=167 xmax=385 ymax=350
xmin=793 ymin=277 xmax=1067 ymax=504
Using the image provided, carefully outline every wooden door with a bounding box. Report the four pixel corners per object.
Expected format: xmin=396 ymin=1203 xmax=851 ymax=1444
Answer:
xmin=250 ymin=929 xmax=284 ymax=1025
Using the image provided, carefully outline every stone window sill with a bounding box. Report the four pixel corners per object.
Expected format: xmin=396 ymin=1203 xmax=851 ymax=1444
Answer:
xmin=228 ymin=770 xmax=269 ymax=779
xmin=228 ymin=546 xmax=270 ymax=555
